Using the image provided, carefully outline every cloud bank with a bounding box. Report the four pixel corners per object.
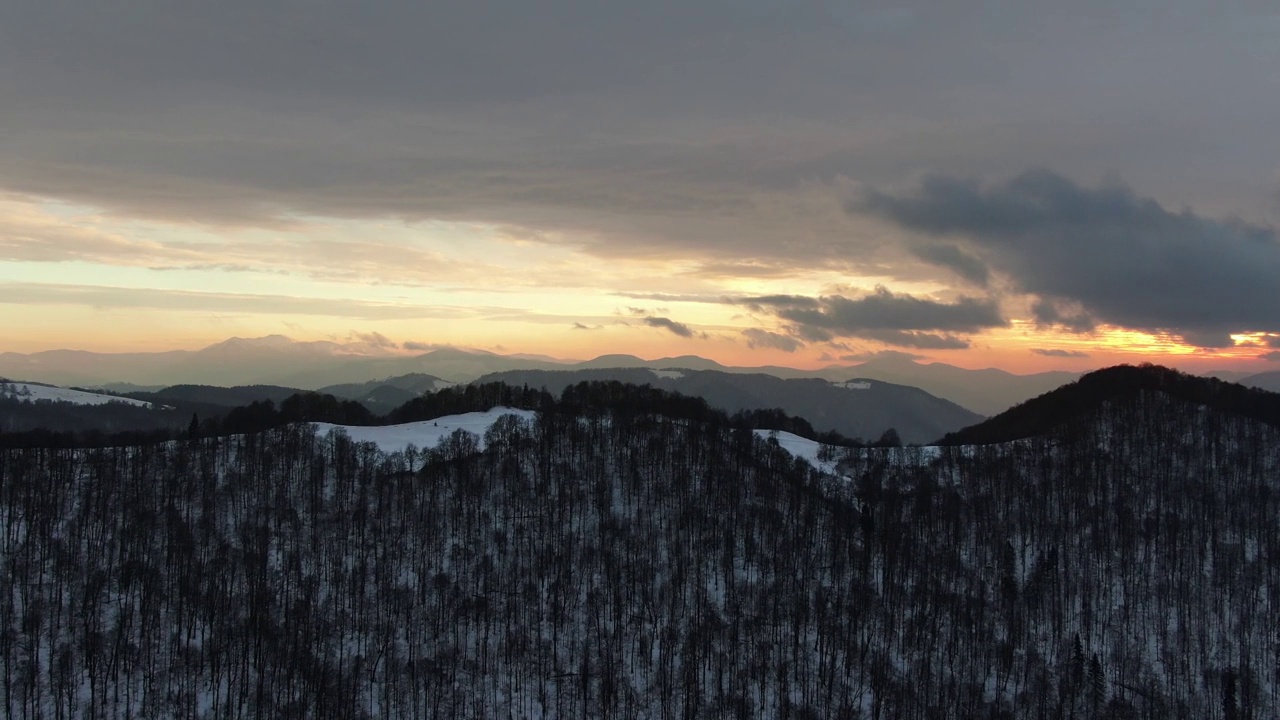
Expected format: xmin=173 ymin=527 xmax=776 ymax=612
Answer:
xmin=860 ymin=170 xmax=1280 ymax=347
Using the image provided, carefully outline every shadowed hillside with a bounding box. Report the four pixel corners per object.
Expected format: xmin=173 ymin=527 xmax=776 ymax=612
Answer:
xmin=938 ymin=363 xmax=1280 ymax=445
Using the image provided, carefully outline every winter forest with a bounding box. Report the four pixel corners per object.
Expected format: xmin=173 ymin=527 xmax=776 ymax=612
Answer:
xmin=0 ymin=381 xmax=1277 ymax=718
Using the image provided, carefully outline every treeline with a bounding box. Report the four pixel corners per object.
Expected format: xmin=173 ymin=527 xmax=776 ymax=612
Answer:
xmin=0 ymin=396 xmax=181 ymax=444
xmin=1 ymin=381 xmax=868 ymax=449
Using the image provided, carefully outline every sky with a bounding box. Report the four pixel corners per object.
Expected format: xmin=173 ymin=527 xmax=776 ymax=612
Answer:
xmin=3 ymin=1 xmax=1280 ymax=373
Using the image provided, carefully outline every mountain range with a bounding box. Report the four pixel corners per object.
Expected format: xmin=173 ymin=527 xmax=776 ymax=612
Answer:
xmin=475 ymin=367 xmax=981 ymax=444
xmin=0 ymin=335 xmax=1068 ymax=415
xmin=5 ymin=334 xmax=1278 ymax=417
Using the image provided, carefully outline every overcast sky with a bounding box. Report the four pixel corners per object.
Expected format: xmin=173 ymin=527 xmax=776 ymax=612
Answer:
xmin=2 ymin=1 xmax=1278 ymax=370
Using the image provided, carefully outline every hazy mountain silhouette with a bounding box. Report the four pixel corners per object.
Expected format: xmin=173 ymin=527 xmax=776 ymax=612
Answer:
xmin=475 ymin=367 xmax=981 ymax=444
xmin=1239 ymin=370 xmax=1280 ymax=393
xmin=0 ymin=334 xmax=1206 ymax=417
xmin=319 ymin=373 xmax=451 ymax=414
xmin=839 ymin=357 xmax=1078 ymax=416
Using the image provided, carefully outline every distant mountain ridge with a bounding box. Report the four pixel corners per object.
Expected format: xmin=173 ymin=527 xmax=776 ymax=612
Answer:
xmin=1240 ymin=370 xmax=1280 ymax=393
xmin=475 ymin=367 xmax=982 ymax=444
xmin=318 ymin=374 xmax=452 ymax=415
xmin=13 ymin=334 xmax=1273 ymax=416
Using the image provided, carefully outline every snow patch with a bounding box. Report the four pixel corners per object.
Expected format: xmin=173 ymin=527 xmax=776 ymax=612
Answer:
xmin=0 ymin=381 xmax=153 ymax=408
xmin=313 ymin=407 xmax=537 ymax=456
xmin=754 ymin=429 xmax=840 ymax=476
xmin=649 ymin=369 xmax=685 ymax=380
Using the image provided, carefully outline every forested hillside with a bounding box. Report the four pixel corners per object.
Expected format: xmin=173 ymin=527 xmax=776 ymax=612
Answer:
xmin=0 ymin=382 xmax=1276 ymax=718
xmin=939 ymin=364 xmax=1280 ymax=445
xmin=477 ymin=367 xmax=982 ymax=444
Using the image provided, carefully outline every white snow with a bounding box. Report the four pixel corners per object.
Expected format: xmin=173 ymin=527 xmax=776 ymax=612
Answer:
xmin=313 ymin=407 xmax=537 ymax=456
xmin=754 ymin=429 xmax=841 ymax=476
xmin=649 ymin=369 xmax=685 ymax=380
xmin=755 ymin=428 xmax=944 ymax=475
xmin=0 ymin=381 xmax=153 ymax=408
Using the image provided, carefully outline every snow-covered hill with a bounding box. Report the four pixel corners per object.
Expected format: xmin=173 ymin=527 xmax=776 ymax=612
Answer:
xmin=0 ymin=380 xmax=153 ymax=408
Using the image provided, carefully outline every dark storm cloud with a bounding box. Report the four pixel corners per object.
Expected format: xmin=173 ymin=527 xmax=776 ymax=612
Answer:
xmin=775 ymin=287 xmax=1004 ymax=335
xmin=3 ymin=1 xmax=1279 ymax=282
xmin=1030 ymin=298 xmax=1096 ymax=334
xmin=907 ymin=244 xmax=990 ymax=286
xmin=1031 ymin=348 xmax=1090 ymax=358
xmin=859 ymin=170 xmax=1280 ymax=347
xmin=643 ymin=317 xmax=696 ymax=338
xmin=741 ymin=287 xmax=1003 ymax=350
xmin=742 ymin=328 xmax=803 ymax=353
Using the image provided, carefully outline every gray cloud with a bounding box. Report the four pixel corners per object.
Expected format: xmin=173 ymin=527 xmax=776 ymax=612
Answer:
xmin=1031 ymin=348 xmax=1090 ymax=358
xmin=775 ymin=286 xmax=1004 ymax=335
xmin=402 ymin=341 xmax=443 ymax=352
xmin=2 ymin=2 xmax=1277 ymax=285
xmin=840 ymin=349 xmax=926 ymax=363
xmin=1264 ymin=351 xmax=1280 ymax=361
xmin=614 ymin=292 xmax=729 ymax=304
xmin=859 ymin=170 xmax=1280 ymax=347
xmin=737 ymin=295 xmax=823 ymax=313
xmin=1030 ymin=298 xmax=1096 ymax=334
xmin=0 ymin=282 xmax=507 ymax=321
xmin=643 ymin=316 xmax=696 ymax=338
xmin=351 ymin=331 xmax=397 ymax=349
xmin=742 ymin=328 xmax=803 ymax=353
xmin=907 ymin=244 xmax=990 ymax=286
xmin=738 ymin=286 xmax=1003 ymax=350
xmin=855 ymin=330 xmax=971 ymax=350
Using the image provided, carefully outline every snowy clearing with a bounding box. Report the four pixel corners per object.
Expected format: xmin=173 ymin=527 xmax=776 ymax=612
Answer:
xmin=754 ymin=429 xmax=841 ymax=476
xmin=0 ymin=381 xmax=153 ymax=408
xmin=313 ymin=407 xmax=538 ymax=455
xmin=756 ymin=428 xmax=943 ymax=475
xmin=650 ymin=369 xmax=685 ymax=380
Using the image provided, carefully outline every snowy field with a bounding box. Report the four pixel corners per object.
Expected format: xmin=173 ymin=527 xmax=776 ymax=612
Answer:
xmin=313 ymin=407 xmax=538 ymax=456
xmin=0 ymin=381 xmax=153 ymax=408
xmin=757 ymin=428 xmax=943 ymax=477
xmin=754 ymin=429 xmax=841 ymax=475
xmin=649 ymin=369 xmax=685 ymax=380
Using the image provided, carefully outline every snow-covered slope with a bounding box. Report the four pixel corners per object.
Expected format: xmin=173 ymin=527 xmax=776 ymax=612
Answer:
xmin=0 ymin=380 xmax=153 ymax=408
xmin=754 ymin=429 xmax=841 ymax=475
xmin=313 ymin=407 xmax=537 ymax=457
xmin=758 ymin=428 xmax=942 ymax=476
